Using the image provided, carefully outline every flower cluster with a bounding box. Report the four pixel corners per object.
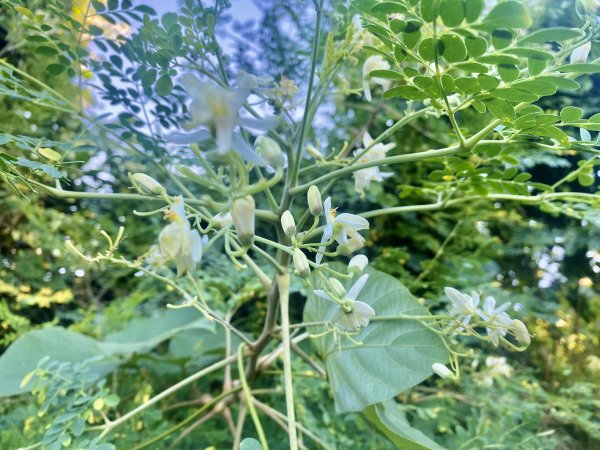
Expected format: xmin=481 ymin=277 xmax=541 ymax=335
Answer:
xmin=314 ymin=274 xmax=375 ymax=331
xmin=444 ymin=287 xmax=531 ymax=348
xmin=148 ymin=196 xmax=206 ymax=276
xmin=316 ymin=197 xmax=369 ymax=264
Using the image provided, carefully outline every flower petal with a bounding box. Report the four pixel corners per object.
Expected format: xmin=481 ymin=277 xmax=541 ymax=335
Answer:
xmin=335 ymin=213 xmax=369 ymax=230
xmin=347 ymin=274 xmax=369 ymax=301
xmin=313 ymin=290 xmax=333 ymax=302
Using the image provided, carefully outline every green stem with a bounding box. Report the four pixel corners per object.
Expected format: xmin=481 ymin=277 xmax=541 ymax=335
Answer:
xmin=276 ymin=272 xmax=299 ymax=450
xmin=290 ymin=0 xmax=325 ymax=188
xmin=237 ymin=344 xmax=270 ymax=450
xmin=97 ymin=354 xmax=237 ymax=439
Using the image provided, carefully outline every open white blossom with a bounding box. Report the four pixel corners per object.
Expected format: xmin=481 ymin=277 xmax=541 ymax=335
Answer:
xmin=444 ymin=287 xmax=480 ymax=326
xmin=158 ymin=196 xmax=206 ymax=276
xmin=314 ymin=274 xmax=375 ymax=330
xmin=316 ymin=197 xmax=369 ymax=264
xmin=170 ymin=72 xmax=275 ymax=164
xmin=363 ymin=55 xmax=392 ymax=102
xmin=353 ymin=132 xmax=394 ymax=196
xmin=478 ymin=296 xmax=512 ymax=346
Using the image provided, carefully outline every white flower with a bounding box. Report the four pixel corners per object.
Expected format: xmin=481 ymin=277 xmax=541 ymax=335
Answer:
xmin=315 ymin=197 xmax=369 ymax=264
xmin=444 ymin=287 xmax=480 ymax=326
xmin=363 ymin=55 xmax=392 ymax=102
xmin=353 ymin=132 xmax=394 ymax=196
xmin=314 ymin=274 xmax=375 ymax=330
xmin=570 ymin=41 xmax=592 ymax=64
xmin=478 ymin=296 xmax=512 ymax=346
xmin=170 ymin=72 xmax=276 ymax=164
xmin=158 ymin=196 xmax=206 ymax=276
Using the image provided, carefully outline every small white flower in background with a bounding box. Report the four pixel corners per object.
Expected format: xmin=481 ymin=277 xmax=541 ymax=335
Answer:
xmin=316 ymin=197 xmax=369 ymax=264
xmin=363 ymin=55 xmax=392 ymax=102
xmin=313 ymin=274 xmax=375 ymax=331
xmin=432 ymin=363 xmax=455 ymax=380
xmin=444 ymin=287 xmax=480 ymax=326
xmin=158 ymin=196 xmax=206 ymax=276
xmin=570 ymin=41 xmax=592 ymax=63
xmin=480 ymin=356 xmax=513 ymax=386
xmin=478 ymin=296 xmax=513 ymax=346
xmin=353 ymin=132 xmax=394 ymax=196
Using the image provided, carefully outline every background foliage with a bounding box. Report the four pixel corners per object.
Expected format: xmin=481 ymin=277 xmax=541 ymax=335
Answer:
xmin=0 ymin=0 xmax=598 ymax=449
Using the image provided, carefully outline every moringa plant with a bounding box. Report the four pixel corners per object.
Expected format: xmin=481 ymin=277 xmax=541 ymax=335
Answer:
xmin=0 ymin=0 xmax=599 ymax=449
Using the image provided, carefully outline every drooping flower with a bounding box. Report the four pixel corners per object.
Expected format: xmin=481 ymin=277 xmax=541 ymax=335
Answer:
xmin=478 ymin=296 xmax=513 ymax=346
xmin=315 ymin=197 xmax=369 ymax=264
xmin=313 ymin=274 xmax=375 ymax=331
xmin=158 ymin=196 xmax=205 ymax=276
xmin=353 ymin=132 xmax=394 ymax=196
xmin=362 ymin=55 xmax=392 ymax=102
xmin=444 ymin=287 xmax=480 ymax=326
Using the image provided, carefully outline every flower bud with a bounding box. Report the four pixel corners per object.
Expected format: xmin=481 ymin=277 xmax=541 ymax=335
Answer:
xmin=38 ymin=147 xmax=61 ymax=162
xmin=570 ymin=41 xmax=591 ymax=64
xmin=307 ymin=185 xmax=323 ymax=216
xmin=281 ymin=210 xmax=296 ymax=237
xmin=231 ymin=196 xmax=256 ymax=245
xmin=329 ymin=278 xmax=347 ymax=299
xmin=511 ymin=319 xmax=531 ymax=346
xmin=209 ymin=212 xmax=232 ymax=229
xmin=337 ymin=237 xmax=364 ymax=255
xmin=432 ymin=363 xmax=455 ymax=380
xmin=255 ymin=136 xmax=284 ymax=169
xmin=131 ymin=173 xmax=164 ymax=194
xmin=293 ymin=248 xmax=311 ymax=278
xmin=348 ymin=255 xmax=368 ymax=275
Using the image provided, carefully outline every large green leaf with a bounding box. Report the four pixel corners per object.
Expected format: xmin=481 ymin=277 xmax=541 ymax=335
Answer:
xmin=0 ymin=309 xmax=212 ymax=397
xmin=303 ymin=266 xmax=448 ymax=413
xmin=100 ymin=308 xmax=213 ymax=355
xmin=363 ymin=400 xmax=447 ymax=450
xmin=0 ymin=328 xmax=117 ymax=397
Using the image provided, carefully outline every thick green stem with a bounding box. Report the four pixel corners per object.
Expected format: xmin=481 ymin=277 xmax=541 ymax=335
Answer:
xmin=276 ymin=272 xmax=299 ymax=450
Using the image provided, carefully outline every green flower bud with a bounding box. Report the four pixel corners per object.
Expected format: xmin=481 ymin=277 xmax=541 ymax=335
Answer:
xmin=131 ymin=173 xmax=164 ymax=194
xmin=511 ymin=319 xmax=531 ymax=347
xmin=329 ymin=278 xmax=347 ymax=299
xmin=293 ymin=248 xmax=311 ymax=278
xmin=232 ymin=196 xmax=256 ymax=245
xmin=337 ymin=237 xmax=365 ymax=255
xmin=255 ymin=136 xmax=284 ymax=168
xmin=432 ymin=363 xmax=455 ymax=380
xmin=38 ymin=147 xmax=62 ymax=162
xmin=307 ymin=185 xmax=323 ymax=216
xmin=348 ymin=255 xmax=368 ymax=275
xmin=281 ymin=210 xmax=296 ymax=237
